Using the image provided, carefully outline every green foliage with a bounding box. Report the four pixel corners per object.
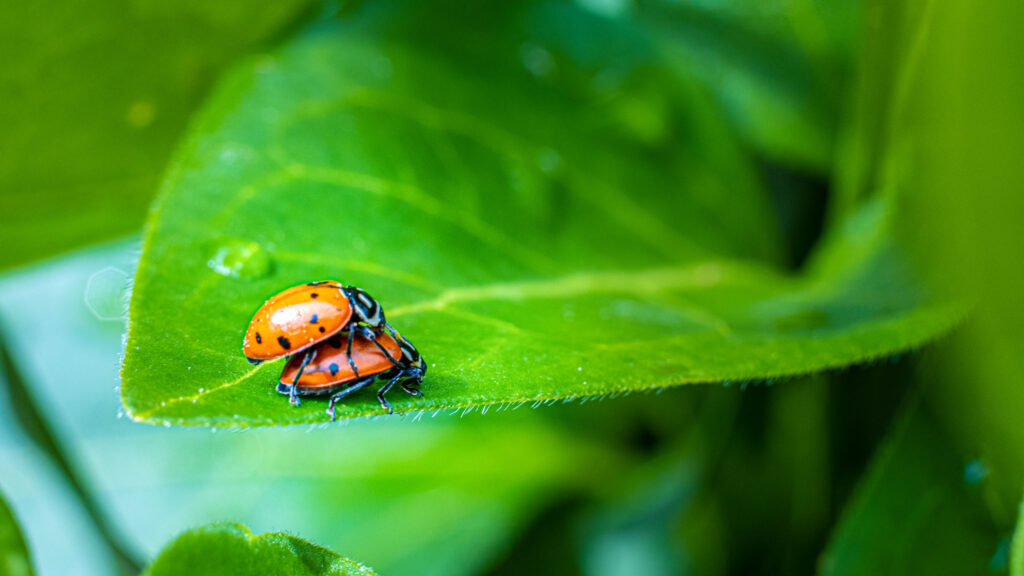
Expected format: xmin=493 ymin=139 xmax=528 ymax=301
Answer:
xmin=1014 ymin=494 xmax=1024 ymax=576
xmin=121 ymin=1 xmax=957 ymax=426
xmin=0 ymin=490 xmax=33 ymax=576
xmin=2 ymin=0 xmax=1019 ymax=574
xmin=0 ymin=239 xmax=627 ymax=575
xmin=820 ymin=399 xmax=999 ymax=575
xmin=144 ymin=524 xmax=376 ymax=576
xmin=0 ymin=0 xmax=315 ymax=271
xmin=641 ymin=0 xmax=859 ymax=171
xmin=899 ymin=0 xmax=1024 ymax=508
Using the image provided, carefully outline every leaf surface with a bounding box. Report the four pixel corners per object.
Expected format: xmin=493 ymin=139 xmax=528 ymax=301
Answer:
xmin=144 ymin=524 xmax=376 ymax=576
xmin=0 ymin=238 xmax=626 ymax=576
xmin=122 ymin=1 xmax=958 ymax=426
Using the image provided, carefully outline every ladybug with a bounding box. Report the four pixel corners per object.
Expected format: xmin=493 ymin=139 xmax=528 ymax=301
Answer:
xmin=277 ymin=329 xmax=427 ymax=420
xmin=242 ymin=281 xmax=400 ymax=405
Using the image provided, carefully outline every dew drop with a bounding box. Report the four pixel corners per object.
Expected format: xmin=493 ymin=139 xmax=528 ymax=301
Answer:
xmin=84 ymin=267 xmax=130 ymax=321
xmin=126 ymin=100 xmax=156 ymax=128
xmin=207 ymin=239 xmax=272 ymax=279
xmin=537 ymin=148 xmax=562 ymax=174
xmin=963 ymin=458 xmax=989 ymax=485
xmin=520 ymin=43 xmax=556 ymax=78
xmin=622 ymin=89 xmax=673 ymax=144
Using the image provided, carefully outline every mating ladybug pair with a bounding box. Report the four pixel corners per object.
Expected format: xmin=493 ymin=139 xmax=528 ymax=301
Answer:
xmin=241 ymin=281 xmax=426 ymax=420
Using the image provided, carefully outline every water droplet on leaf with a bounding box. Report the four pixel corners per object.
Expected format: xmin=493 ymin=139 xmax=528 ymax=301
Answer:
xmin=84 ymin=267 xmax=130 ymax=321
xmin=963 ymin=458 xmax=989 ymax=485
xmin=207 ymin=239 xmax=272 ymax=279
xmin=520 ymin=43 xmax=556 ymax=78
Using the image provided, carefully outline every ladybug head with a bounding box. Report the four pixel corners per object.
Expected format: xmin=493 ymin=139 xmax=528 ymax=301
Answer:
xmin=345 ymin=285 xmax=385 ymax=327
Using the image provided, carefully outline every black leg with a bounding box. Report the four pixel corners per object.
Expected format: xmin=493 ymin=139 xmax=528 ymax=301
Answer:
xmin=377 ymin=372 xmax=403 ymax=414
xmin=356 ymin=325 xmax=401 ymax=368
xmin=384 ymin=321 xmax=401 ymax=341
xmin=401 ymin=381 xmax=422 ymax=396
xmin=326 ymin=375 xmax=376 ymax=421
xmin=289 ymin=348 xmax=315 ymax=406
xmin=345 ymin=328 xmax=360 ymax=377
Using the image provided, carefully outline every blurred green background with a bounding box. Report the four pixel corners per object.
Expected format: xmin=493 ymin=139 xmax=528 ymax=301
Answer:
xmin=2 ymin=0 xmax=1022 ymax=574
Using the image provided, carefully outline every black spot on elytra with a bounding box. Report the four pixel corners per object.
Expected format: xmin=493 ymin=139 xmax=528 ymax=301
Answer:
xmin=310 ymin=314 xmax=319 ymax=324
xmin=277 ymin=336 xmax=291 ymax=350
xmin=329 ymin=363 xmax=339 ymax=376
xmin=255 ymin=332 xmax=262 ymax=344
xmin=310 ymin=292 xmax=319 ymax=299
xmin=328 ymin=335 xmax=342 ymax=348
xmin=319 ymin=326 xmax=326 ymax=333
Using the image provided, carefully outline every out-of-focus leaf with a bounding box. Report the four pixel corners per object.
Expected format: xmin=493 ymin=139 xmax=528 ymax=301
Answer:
xmin=640 ymin=0 xmax=859 ymax=171
xmin=0 ymin=325 xmax=140 ymax=575
xmin=0 ymin=239 xmax=627 ymax=576
xmin=0 ymin=0 xmax=316 ymax=271
xmin=144 ymin=524 xmax=376 ymax=576
xmin=120 ymin=0 xmax=958 ymax=426
xmin=577 ymin=388 xmax=741 ymax=576
xmin=0 ymin=364 xmax=118 ymax=576
xmin=898 ymin=0 xmax=1024 ymax=513
xmin=0 ymin=489 xmax=33 ymax=576
xmin=831 ymin=0 xmax=929 ymax=221
xmin=819 ymin=398 xmax=999 ymax=576
xmin=1013 ymin=495 xmax=1024 ymax=576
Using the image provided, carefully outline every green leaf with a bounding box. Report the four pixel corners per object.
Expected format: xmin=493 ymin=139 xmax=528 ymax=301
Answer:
xmin=122 ymin=1 xmax=958 ymax=426
xmin=819 ymin=398 xmax=1000 ymax=576
xmin=1013 ymin=494 xmax=1024 ymax=576
xmin=0 ymin=0 xmax=315 ymax=271
xmin=831 ymin=0 xmax=933 ymax=220
xmin=144 ymin=524 xmax=376 ymax=576
xmin=900 ymin=0 xmax=1024 ymax=508
xmin=0 ymin=238 xmax=627 ymax=576
xmin=0 ymin=490 xmax=33 ymax=576
xmin=640 ymin=0 xmax=859 ymax=171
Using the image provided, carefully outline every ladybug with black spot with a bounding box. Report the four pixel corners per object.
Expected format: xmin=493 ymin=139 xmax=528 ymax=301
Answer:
xmin=242 ymin=281 xmax=403 ymax=405
xmin=278 ymin=329 xmax=426 ymax=420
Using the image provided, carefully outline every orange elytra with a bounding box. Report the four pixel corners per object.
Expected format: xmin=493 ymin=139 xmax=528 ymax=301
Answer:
xmin=242 ymin=281 xmax=387 ymax=364
xmin=277 ymin=330 xmax=427 ymax=419
xmin=279 ymin=331 xmax=402 ymax=393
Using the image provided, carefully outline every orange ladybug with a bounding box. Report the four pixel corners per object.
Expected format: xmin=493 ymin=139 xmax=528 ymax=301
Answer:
xmin=278 ymin=330 xmax=426 ymax=419
xmin=242 ymin=281 xmax=399 ymax=405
